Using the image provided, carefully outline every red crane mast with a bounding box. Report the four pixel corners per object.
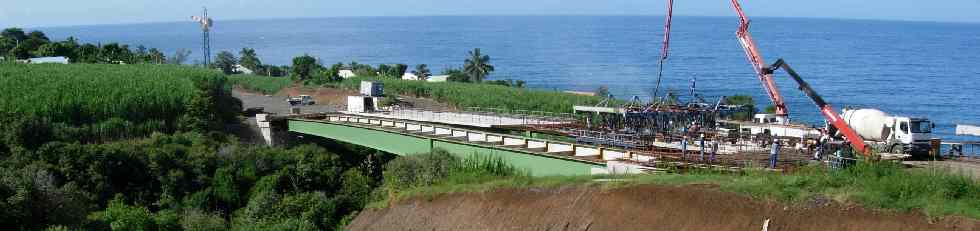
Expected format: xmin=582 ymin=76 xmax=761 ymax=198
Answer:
xmin=730 ymin=0 xmax=790 ymax=123
xmin=651 ymin=0 xmax=674 ymax=100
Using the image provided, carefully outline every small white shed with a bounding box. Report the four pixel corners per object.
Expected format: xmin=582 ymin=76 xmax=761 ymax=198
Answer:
xmin=360 ymin=81 xmax=383 ymax=96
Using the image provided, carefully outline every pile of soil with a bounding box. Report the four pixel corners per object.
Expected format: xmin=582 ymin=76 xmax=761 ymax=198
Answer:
xmin=347 ymin=184 xmax=977 ymax=231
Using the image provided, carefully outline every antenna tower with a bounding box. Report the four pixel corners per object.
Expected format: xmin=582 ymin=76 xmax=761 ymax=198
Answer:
xmin=191 ymin=8 xmax=213 ymax=66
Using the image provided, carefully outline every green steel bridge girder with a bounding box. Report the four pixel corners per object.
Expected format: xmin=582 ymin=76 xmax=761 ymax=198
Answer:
xmin=287 ymin=120 xmax=603 ymax=176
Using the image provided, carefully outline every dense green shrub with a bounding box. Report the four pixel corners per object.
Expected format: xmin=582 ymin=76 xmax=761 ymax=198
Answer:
xmin=0 ymin=132 xmax=380 ymax=230
xmin=93 ymin=196 xmax=156 ymax=231
xmin=382 ymin=149 xmax=525 ymax=191
xmin=382 ymin=150 xmax=459 ymax=190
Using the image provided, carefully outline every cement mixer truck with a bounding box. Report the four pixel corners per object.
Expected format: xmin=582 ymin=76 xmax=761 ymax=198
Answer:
xmin=841 ymin=108 xmax=934 ymax=155
xmin=765 ymin=58 xmax=935 ymax=157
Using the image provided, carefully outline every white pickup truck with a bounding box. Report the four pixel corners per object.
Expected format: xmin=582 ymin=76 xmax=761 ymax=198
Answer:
xmin=287 ymin=95 xmax=315 ymax=106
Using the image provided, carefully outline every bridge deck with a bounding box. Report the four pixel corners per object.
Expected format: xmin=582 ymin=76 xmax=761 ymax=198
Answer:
xmin=285 ymin=113 xmax=638 ymax=176
xmin=280 ymin=112 xmax=799 ymax=175
xmin=294 ymin=116 xmax=607 ymax=165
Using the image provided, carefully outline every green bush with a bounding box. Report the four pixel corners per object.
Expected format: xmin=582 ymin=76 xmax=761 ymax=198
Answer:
xmin=179 ymin=209 xmax=227 ymax=231
xmin=382 ymin=149 xmax=526 ymax=191
xmin=0 ymin=131 xmax=382 ymax=230
xmin=382 ymin=150 xmax=459 ymax=190
xmin=93 ymin=196 xmax=155 ymax=231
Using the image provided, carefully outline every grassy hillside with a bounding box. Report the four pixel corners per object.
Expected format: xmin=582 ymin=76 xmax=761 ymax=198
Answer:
xmin=0 ymin=64 xmax=239 ymax=145
xmin=377 ymin=153 xmax=980 ymax=219
xmin=227 ymin=74 xmax=293 ymax=94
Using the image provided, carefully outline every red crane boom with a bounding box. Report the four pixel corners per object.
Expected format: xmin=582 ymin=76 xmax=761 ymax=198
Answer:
xmin=766 ymin=59 xmax=870 ymax=156
xmin=651 ymin=0 xmax=674 ymax=100
xmin=730 ymin=0 xmax=790 ymax=122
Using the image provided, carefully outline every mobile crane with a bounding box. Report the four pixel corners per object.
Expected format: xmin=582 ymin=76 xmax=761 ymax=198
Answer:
xmin=731 ymin=1 xmax=933 ymax=157
xmin=730 ymin=0 xmax=790 ymax=125
xmin=651 ymin=0 xmax=934 ymax=156
xmin=763 ymin=59 xmax=871 ymax=156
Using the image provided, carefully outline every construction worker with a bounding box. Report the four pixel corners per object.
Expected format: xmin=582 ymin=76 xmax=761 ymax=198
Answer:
xmin=710 ymin=139 xmax=719 ymax=163
xmin=815 ymin=131 xmax=830 ymax=160
xmin=681 ymin=135 xmax=689 ymax=160
xmin=698 ymin=133 xmax=706 ymax=162
xmin=769 ymin=138 xmax=781 ymax=169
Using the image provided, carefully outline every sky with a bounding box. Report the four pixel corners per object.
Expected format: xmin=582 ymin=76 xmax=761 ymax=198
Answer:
xmin=2 ymin=0 xmax=979 ymax=28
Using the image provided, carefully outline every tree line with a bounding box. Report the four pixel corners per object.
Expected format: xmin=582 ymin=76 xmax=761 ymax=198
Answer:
xmin=0 ymin=28 xmax=192 ymax=65
xmin=2 ymin=27 xmax=523 ymax=88
xmin=256 ymin=47 xmax=525 ymax=87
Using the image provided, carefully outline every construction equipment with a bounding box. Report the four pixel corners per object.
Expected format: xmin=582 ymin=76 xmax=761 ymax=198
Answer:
xmin=765 ymin=59 xmax=935 ymax=157
xmin=730 ymin=0 xmax=789 ymax=124
xmin=764 ymin=59 xmax=870 ymax=156
xmin=651 ymin=0 xmax=674 ymax=100
xmin=841 ymin=108 xmax=934 ymax=155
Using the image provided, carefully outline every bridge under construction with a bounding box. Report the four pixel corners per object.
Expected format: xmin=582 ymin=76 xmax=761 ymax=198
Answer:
xmin=257 ymin=108 xmax=827 ymax=176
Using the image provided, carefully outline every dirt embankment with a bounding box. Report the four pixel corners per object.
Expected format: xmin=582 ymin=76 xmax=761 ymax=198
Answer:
xmin=348 ymin=184 xmax=978 ymax=231
xmin=273 ymin=86 xmax=359 ymax=108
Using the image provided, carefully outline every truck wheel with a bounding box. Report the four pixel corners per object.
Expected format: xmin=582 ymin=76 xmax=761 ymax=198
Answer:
xmin=888 ymin=144 xmax=903 ymax=154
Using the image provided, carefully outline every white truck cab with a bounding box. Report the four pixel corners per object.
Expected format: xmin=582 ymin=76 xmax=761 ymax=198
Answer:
xmin=891 ymin=117 xmax=933 ymax=152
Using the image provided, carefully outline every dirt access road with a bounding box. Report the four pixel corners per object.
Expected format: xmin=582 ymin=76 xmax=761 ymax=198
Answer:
xmin=348 ymin=184 xmax=978 ymax=231
xmin=233 ymin=86 xmax=349 ymax=115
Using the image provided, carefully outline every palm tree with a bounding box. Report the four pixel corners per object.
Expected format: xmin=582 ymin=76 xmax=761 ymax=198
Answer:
xmin=412 ymin=64 xmax=431 ymax=81
xmin=238 ymin=48 xmax=261 ymax=72
xmin=464 ymin=48 xmax=494 ymax=82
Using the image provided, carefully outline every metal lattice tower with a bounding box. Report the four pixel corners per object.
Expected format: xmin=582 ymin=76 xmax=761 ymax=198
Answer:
xmin=192 ymin=8 xmax=213 ymax=67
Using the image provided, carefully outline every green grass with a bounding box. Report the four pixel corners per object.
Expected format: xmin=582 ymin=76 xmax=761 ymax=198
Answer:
xmin=227 ymin=74 xmax=294 ymax=94
xmin=337 ymin=77 xmax=608 ymax=113
xmin=0 ymin=64 xmax=202 ymax=124
xmin=377 ymin=160 xmax=980 ymax=219
xmin=0 ymin=63 xmax=236 ymax=144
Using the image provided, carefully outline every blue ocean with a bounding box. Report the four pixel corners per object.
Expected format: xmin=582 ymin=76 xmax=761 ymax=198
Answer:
xmin=37 ymin=16 xmax=980 ymax=141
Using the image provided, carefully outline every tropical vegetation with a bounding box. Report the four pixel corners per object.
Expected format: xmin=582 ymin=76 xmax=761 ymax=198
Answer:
xmin=227 ymin=74 xmax=294 ymax=94
xmin=1 ymin=27 xmax=182 ymax=65
xmin=212 ymin=51 xmax=238 ymax=75
xmin=412 ymin=64 xmax=430 ymax=81
xmin=463 ymin=48 xmax=494 ymax=82
xmin=0 ymin=63 xmax=387 ymax=230
xmin=0 ymin=64 xmax=240 ymax=144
